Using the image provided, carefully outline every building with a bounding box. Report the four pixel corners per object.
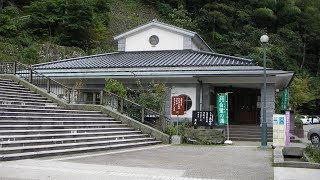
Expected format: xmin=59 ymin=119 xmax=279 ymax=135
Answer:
xmin=34 ymin=19 xmax=294 ymax=127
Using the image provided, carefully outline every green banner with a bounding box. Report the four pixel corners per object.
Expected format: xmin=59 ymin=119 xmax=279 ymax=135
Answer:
xmin=217 ymin=93 xmax=228 ymax=125
xmin=281 ymin=88 xmax=289 ymax=111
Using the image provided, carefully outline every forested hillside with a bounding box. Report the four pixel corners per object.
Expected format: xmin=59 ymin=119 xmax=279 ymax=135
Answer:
xmin=0 ymin=0 xmax=319 ymax=112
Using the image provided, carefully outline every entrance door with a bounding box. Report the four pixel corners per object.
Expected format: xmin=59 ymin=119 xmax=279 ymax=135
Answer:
xmin=215 ymin=87 xmax=259 ymax=125
xmin=235 ymin=90 xmax=258 ymax=124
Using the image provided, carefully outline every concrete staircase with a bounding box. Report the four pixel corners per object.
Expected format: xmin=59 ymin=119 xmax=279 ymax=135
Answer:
xmin=0 ymin=78 xmax=161 ymax=161
xmin=228 ymin=125 xmax=273 ymax=142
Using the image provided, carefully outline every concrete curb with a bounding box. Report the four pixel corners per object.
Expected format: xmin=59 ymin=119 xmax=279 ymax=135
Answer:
xmin=0 ymin=74 xmax=170 ymax=144
xmin=273 ymin=146 xmax=320 ymax=169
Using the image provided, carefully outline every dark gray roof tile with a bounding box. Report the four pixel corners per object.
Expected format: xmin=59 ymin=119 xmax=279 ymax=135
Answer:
xmin=33 ymin=50 xmax=256 ymax=70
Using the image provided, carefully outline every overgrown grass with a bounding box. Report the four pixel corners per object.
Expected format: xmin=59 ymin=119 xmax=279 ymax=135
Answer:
xmin=305 ymin=145 xmax=320 ymax=163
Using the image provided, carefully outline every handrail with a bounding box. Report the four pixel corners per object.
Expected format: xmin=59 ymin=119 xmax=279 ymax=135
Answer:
xmin=0 ymin=61 xmax=173 ymax=133
xmin=0 ymin=61 xmax=72 ymax=102
xmin=101 ymin=90 xmax=173 ymax=132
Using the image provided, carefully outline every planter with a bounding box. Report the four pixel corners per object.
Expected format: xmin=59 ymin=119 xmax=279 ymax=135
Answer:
xmin=184 ymin=128 xmax=224 ymax=145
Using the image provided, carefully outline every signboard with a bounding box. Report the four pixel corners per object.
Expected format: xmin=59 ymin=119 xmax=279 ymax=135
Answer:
xmin=192 ymin=111 xmax=215 ymax=128
xmin=273 ymin=114 xmax=286 ymax=146
xmin=171 ymin=96 xmax=185 ymax=115
xmin=217 ymin=93 xmax=228 ymax=125
xmin=281 ymin=88 xmax=289 ymax=111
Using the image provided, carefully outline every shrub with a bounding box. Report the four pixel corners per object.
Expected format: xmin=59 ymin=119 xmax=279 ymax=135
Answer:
xmin=105 ymin=78 xmax=127 ymax=97
xmin=295 ymin=117 xmax=303 ymax=125
xmin=305 ymin=145 xmax=320 ymax=163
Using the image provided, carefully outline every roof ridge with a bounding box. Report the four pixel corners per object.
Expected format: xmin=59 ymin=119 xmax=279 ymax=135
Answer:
xmin=33 ymin=52 xmax=119 ymax=67
xmin=114 ymin=20 xmax=196 ymax=40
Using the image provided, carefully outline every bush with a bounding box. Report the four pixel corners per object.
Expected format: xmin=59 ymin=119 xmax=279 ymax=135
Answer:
xmin=305 ymin=145 xmax=320 ymax=163
xmin=295 ymin=117 xmax=303 ymax=125
xmin=165 ymin=120 xmax=192 ymax=137
xmin=105 ymin=78 xmax=127 ymax=97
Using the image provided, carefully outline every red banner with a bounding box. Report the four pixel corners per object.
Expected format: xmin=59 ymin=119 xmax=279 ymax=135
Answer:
xmin=171 ymin=96 xmax=185 ymax=115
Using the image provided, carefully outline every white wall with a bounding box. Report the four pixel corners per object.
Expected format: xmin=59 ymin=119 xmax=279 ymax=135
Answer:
xmin=125 ymin=27 xmax=184 ymax=51
xmin=170 ymin=86 xmax=197 ymax=118
xmin=191 ymin=41 xmax=200 ymax=51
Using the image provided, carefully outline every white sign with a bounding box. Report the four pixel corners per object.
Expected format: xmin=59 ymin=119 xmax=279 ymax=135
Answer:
xmin=273 ymin=114 xmax=286 ymax=146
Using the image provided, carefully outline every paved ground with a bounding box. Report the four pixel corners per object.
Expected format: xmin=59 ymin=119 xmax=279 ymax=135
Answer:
xmin=0 ymin=143 xmax=273 ymax=180
xmin=0 ymin=130 xmax=319 ymax=180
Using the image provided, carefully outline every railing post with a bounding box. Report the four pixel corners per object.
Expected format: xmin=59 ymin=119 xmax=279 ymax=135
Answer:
xmin=28 ymin=68 xmax=32 ymax=83
xmin=47 ymin=79 xmax=51 ymax=93
xmin=13 ymin=61 xmax=16 ymax=75
xmin=93 ymin=93 xmax=96 ymax=104
xmin=67 ymin=89 xmax=71 ymax=103
xmin=141 ymin=107 xmax=145 ymax=123
xmin=120 ymin=98 xmax=124 ymax=114
xmin=100 ymin=90 xmax=104 ymax=105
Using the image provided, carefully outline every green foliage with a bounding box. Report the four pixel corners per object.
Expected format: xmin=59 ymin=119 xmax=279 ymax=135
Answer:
xmin=165 ymin=120 xmax=191 ymax=137
xmin=105 ymin=78 xmax=127 ymax=98
xmin=252 ymin=7 xmax=277 ymax=28
xmin=295 ymin=117 xmax=303 ymax=125
xmin=305 ymin=145 xmax=320 ymax=163
xmin=19 ymin=45 xmax=40 ymax=64
xmin=26 ymin=0 xmax=103 ymax=50
xmin=130 ymin=80 xmax=167 ymax=113
xmin=289 ymin=74 xmax=314 ymax=112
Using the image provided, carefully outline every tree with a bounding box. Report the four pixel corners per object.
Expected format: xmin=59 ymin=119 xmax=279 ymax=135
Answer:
xmin=105 ymin=78 xmax=127 ymax=97
xmin=252 ymin=7 xmax=277 ymax=29
xmin=289 ymin=75 xmax=315 ymax=112
xmin=26 ymin=0 xmax=109 ymax=51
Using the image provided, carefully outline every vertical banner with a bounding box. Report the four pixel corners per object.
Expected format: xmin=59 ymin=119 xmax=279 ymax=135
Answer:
xmin=285 ymin=111 xmax=290 ymax=146
xmin=217 ymin=93 xmax=228 ymax=125
xmin=281 ymin=88 xmax=289 ymax=111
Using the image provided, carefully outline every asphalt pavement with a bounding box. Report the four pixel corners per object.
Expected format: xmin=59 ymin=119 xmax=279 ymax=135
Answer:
xmin=0 ymin=125 xmax=319 ymax=180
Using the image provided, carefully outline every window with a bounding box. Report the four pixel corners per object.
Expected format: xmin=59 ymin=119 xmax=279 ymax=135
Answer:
xmin=149 ymin=35 xmax=159 ymax=46
xmin=179 ymin=94 xmax=192 ymax=112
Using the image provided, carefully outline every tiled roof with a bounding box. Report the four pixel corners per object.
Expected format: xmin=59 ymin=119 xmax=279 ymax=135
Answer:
xmin=33 ymin=50 xmax=256 ymax=70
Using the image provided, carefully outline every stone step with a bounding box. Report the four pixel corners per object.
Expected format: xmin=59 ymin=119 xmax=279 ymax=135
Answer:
xmin=0 ymin=85 xmax=30 ymax=91
xmin=0 ymin=104 xmax=61 ymax=109
xmin=0 ymin=120 xmax=121 ymax=125
xmin=0 ymin=78 xmax=162 ymax=161
xmin=0 ymin=93 xmax=47 ymax=100
xmin=0 ymin=78 xmax=16 ymax=83
xmin=229 ymin=126 xmax=273 ymax=130
xmin=229 ymin=133 xmax=273 ymax=138
xmin=0 ymin=90 xmax=40 ymax=97
xmin=0 ymin=107 xmax=100 ymax=114
xmin=0 ymin=123 xmax=128 ymax=130
xmin=0 ymin=130 xmax=142 ymax=141
xmin=229 ymin=137 xmax=273 ymax=142
xmin=1 ymin=137 xmax=156 ymax=154
xmin=0 ymin=127 xmax=135 ymax=135
xmin=0 ymin=100 xmax=58 ymax=107
xmin=0 ymin=86 xmax=34 ymax=94
xmin=1 ymin=134 xmax=149 ymax=148
xmin=0 ymin=81 xmax=24 ymax=87
xmin=229 ymin=131 xmax=273 ymax=135
xmin=0 ymin=96 xmax=52 ymax=103
xmin=0 ymin=115 xmax=115 ymax=121
xmin=0 ymin=111 xmax=107 ymax=117
xmin=0 ymin=140 xmax=161 ymax=161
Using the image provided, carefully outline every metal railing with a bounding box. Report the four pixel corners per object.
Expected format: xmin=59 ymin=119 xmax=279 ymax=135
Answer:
xmin=0 ymin=61 xmax=173 ymax=133
xmin=1 ymin=61 xmax=71 ymax=102
xmin=102 ymin=90 xmax=173 ymax=132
